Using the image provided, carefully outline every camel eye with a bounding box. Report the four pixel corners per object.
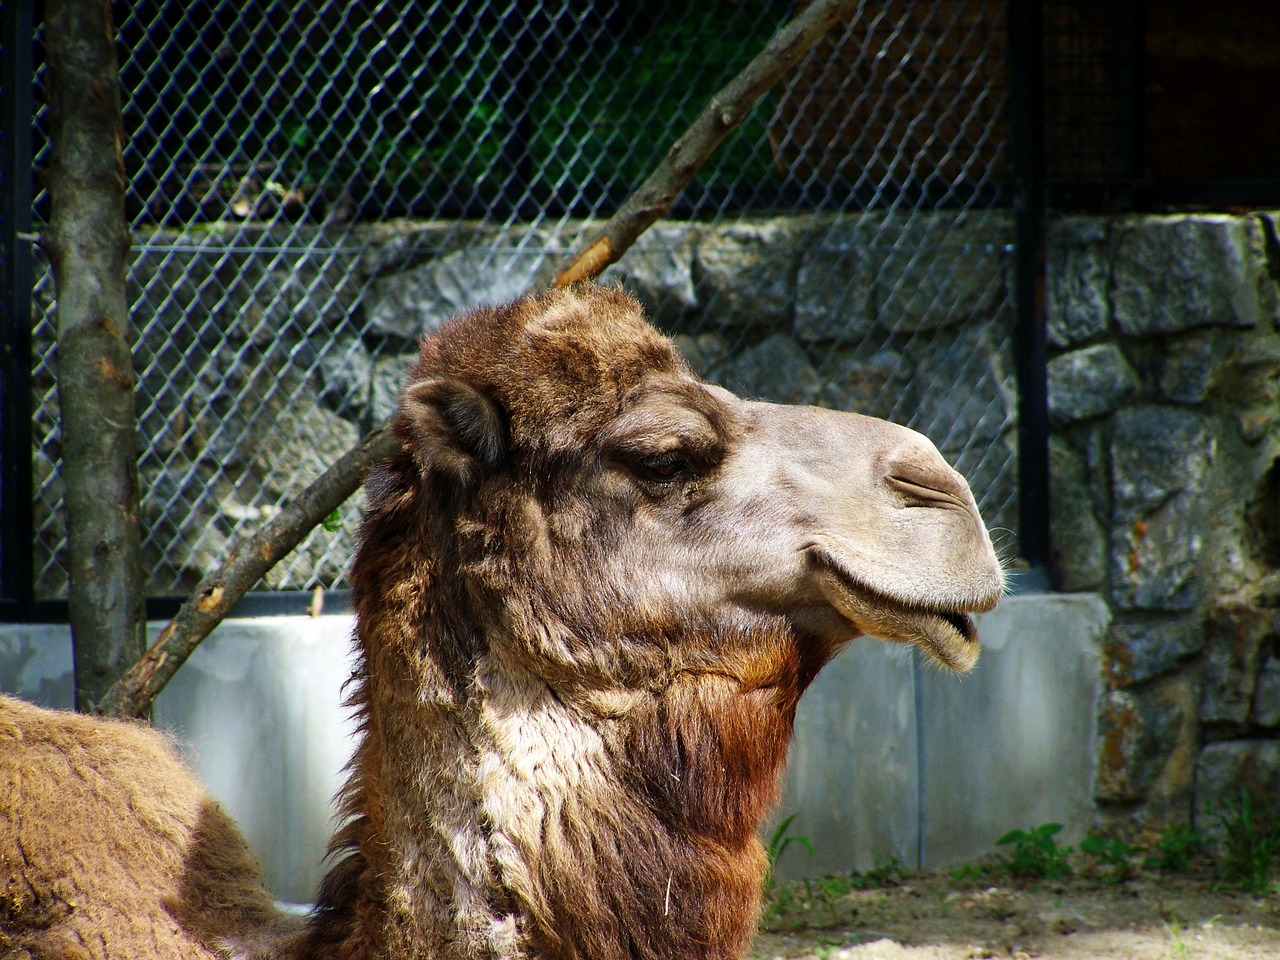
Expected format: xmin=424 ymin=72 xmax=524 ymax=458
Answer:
xmin=636 ymin=451 xmax=690 ymax=484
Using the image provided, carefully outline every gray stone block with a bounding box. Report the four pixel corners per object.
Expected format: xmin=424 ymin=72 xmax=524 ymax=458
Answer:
xmin=1109 ymin=407 xmax=1214 ymax=610
xmin=1046 ymin=217 xmax=1111 ymax=348
xmin=1103 ymin=617 xmax=1204 ymax=687
xmin=1253 ymin=657 xmax=1280 ymax=728
xmin=1095 ymin=678 xmax=1193 ymax=804
xmin=909 ymin=323 xmax=1015 ymax=448
xmin=1049 ymin=438 xmax=1106 ymax=592
xmin=794 ymin=219 xmax=877 ymax=343
xmin=1201 ymin=584 xmax=1280 ymax=725
xmin=369 ymin=353 xmax=420 ymax=427
xmin=670 ymin=332 xmax=732 ymax=385
xmin=603 ymin=223 xmax=702 ymax=329
xmin=715 ymin=335 xmax=820 ymax=405
xmin=1111 ymin=406 xmax=1213 ymax=517
xmin=363 ymin=233 xmax=557 ymax=345
xmin=817 ymin=347 xmax=911 ymax=422
xmin=1195 ymin=740 xmax=1280 ymax=843
xmin=873 ymin=213 xmax=1012 ymax=334
xmin=1048 ymin=343 xmax=1138 ymax=425
xmin=693 ymin=220 xmax=806 ymax=329
xmin=1112 ymin=216 xmax=1270 ymax=335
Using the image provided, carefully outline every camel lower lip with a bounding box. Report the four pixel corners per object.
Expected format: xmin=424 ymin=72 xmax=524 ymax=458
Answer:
xmin=810 ymin=551 xmax=982 ymax=672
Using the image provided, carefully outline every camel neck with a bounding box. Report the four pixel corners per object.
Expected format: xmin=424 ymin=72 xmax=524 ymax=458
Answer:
xmin=307 ymin=645 xmax=799 ymax=960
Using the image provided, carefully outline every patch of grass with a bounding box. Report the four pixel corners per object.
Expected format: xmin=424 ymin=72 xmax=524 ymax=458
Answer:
xmin=950 ymin=860 xmax=991 ymax=881
xmin=1161 ymin=912 xmax=1190 ymax=960
xmin=995 ymin=823 xmax=1073 ymax=880
xmin=849 ymin=854 xmax=912 ymax=889
xmin=1145 ymin=822 xmax=1201 ymax=873
xmin=1080 ymin=833 xmax=1142 ymax=883
xmin=764 ymin=813 xmax=814 ymax=891
xmin=1213 ymin=788 xmax=1280 ymax=894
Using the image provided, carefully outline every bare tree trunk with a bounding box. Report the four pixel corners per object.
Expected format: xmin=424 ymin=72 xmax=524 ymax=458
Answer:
xmin=44 ymin=0 xmax=146 ymax=710
xmin=98 ymin=0 xmax=856 ymax=718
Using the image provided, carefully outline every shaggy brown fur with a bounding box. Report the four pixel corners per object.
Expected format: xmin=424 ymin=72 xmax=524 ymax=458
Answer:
xmin=0 ymin=693 xmax=301 ymax=959
xmin=1 ymin=285 xmax=1003 ymax=960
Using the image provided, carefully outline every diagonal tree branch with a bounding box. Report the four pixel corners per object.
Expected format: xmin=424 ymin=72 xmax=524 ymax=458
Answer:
xmin=96 ymin=0 xmax=855 ymax=719
xmin=552 ymin=0 xmax=856 ymax=288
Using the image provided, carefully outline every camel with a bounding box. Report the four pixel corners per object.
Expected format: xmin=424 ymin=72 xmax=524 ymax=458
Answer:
xmin=1 ymin=285 xmax=1003 ymax=960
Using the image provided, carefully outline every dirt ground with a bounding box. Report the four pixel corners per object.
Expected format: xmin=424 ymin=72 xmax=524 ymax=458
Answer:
xmin=753 ymin=864 xmax=1280 ymax=960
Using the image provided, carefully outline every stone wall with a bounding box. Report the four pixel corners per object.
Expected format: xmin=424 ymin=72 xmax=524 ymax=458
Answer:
xmin=33 ymin=212 xmax=1019 ymax=596
xmin=1045 ymin=212 xmax=1280 ymax=841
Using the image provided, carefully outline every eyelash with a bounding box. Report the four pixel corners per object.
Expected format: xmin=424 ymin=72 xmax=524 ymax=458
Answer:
xmin=636 ymin=450 xmax=690 ymax=484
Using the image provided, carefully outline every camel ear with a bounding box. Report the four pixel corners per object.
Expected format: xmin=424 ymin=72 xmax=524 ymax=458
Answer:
xmin=400 ymin=377 xmax=507 ymax=488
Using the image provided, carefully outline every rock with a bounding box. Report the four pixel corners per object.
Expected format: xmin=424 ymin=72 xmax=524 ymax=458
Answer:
xmin=817 ymin=347 xmax=912 ymax=422
xmin=1049 ymin=438 xmax=1106 ymax=591
xmin=1158 ymin=332 xmax=1230 ymax=404
xmin=314 ymin=342 xmax=374 ymax=424
xmin=1200 ymin=588 xmax=1280 ymax=725
xmin=671 ymin=332 xmax=732 ymax=384
xmin=130 ymin=225 xmax=359 ymax=357
xmin=1046 ymin=217 xmax=1110 ymax=347
xmin=872 ymin=211 xmax=1012 ymax=333
xmin=1095 ymin=677 xmax=1194 ymax=804
xmin=604 ymin=223 xmax=702 ymax=329
xmin=1194 ymin=740 xmax=1280 ymax=842
xmin=794 ymin=218 xmax=876 ymax=343
xmin=1112 ymin=216 xmax=1270 ymax=335
xmin=363 ymin=232 xmax=557 ymax=346
xmin=1109 ymin=407 xmax=1213 ymax=610
xmin=1102 ymin=617 xmax=1204 ymax=687
xmin=1111 ymin=406 xmax=1213 ymax=517
xmin=909 ymin=322 xmax=1016 ymax=448
xmin=715 ymin=335 xmax=820 ymax=405
xmin=693 ymin=220 xmax=806 ymax=329
xmin=369 ymin=353 xmax=420 ymax=427
xmin=1047 ymin=343 xmax=1137 ymax=425
xmin=135 ymin=352 xmax=362 ymax=592
xmin=1254 ymin=656 xmax=1280 ymax=727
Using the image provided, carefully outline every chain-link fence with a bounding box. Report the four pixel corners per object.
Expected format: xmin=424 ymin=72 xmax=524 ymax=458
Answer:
xmin=18 ymin=0 xmax=1022 ymax=604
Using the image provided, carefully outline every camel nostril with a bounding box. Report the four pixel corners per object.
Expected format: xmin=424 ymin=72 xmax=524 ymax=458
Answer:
xmin=883 ymin=448 xmax=973 ymax=510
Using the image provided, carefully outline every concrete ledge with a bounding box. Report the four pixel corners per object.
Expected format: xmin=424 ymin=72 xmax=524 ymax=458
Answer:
xmin=1 ymin=593 xmax=1108 ymax=898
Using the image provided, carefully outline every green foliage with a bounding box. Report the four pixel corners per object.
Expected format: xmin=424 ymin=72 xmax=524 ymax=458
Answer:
xmin=950 ymin=860 xmax=991 ymax=881
xmin=1213 ymin=788 xmax=1280 ymax=894
xmin=995 ymin=823 xmax=1073 ymax=880
xmin=321 ymin=508 xmax=343 ymax=532
xmin=764 ymin=813 xmax=814 ymax=890
xmin=849 ymin=854 xmax=911 ymax=890
xmin=1144 ymin=823 xmax=1201 ymax=873
xmin=1079 ymin=833 xmax=1142 ymax=883
xmin=526 ymin=2 xmax=788 ymax=196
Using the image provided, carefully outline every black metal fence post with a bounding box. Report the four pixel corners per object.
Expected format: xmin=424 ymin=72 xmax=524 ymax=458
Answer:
xmin=0 ymin=0 xmax=36 ymax=617
xmin=1009 ymin=0 xmax=1051 ymax=573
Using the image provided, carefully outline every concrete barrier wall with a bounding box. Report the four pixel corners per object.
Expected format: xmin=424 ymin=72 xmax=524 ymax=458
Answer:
xmin=0 ymin=593 xmax=1107 ymax=902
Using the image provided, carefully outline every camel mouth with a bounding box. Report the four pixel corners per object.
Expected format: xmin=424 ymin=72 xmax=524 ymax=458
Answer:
xmin=808 ymin=550 xmax=983 ymax=673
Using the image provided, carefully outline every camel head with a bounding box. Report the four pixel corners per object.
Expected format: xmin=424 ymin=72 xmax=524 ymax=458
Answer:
xmin=385 ymin=284 xmax=1002 ymax=683
xmin=332 ymin=283 xmax=1004 ymax=960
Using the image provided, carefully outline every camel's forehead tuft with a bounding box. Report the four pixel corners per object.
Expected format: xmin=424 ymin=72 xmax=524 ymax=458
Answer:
xmin=417 ymin=285 xmax=686 ymax=442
